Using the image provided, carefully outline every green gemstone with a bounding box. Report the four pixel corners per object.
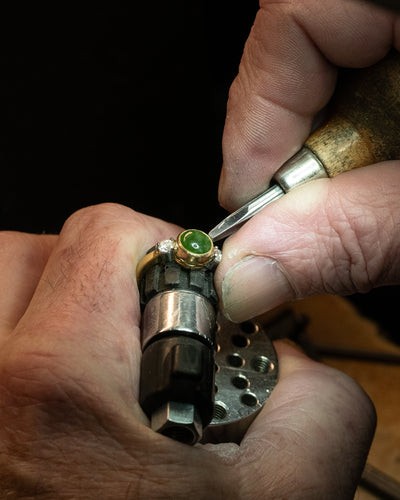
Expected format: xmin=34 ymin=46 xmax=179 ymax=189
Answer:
xmin=179 ymin=229 xmax=212 ymax=255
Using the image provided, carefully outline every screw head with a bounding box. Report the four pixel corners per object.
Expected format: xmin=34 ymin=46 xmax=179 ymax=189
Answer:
xmin=151 ymin=401 xmax=203 ymax=445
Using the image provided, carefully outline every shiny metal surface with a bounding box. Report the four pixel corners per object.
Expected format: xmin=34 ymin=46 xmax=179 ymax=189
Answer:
xmin=208 ymin=146 xmax=328 ymax=242
xmin=203 ymin=314 xmax=278 ymax=443
xmin=141 ymin=290 xmax=216 ymax=349
xmin=151 ymin=401 xmax=203 ymax=445
xmin=208 ymin=184 xmax=284 ymax=241
xmin=274 ymin=146 xmax=327 ymax=193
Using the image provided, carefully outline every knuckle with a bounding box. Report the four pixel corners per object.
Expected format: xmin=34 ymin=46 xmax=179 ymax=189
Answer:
xmin=62 ymin=202 xmax=136 ymax=233
xmin=57 ymin=203 xmax=140 ymax=269
xmin=60 ymin=203 xmax=157 ymax=253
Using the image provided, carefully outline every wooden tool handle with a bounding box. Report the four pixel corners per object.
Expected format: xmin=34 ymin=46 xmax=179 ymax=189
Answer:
xmin=305 ymin=50 xmax=400 ymax=178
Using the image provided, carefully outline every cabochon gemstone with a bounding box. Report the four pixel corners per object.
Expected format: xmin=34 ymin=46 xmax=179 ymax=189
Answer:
xmin=179 ymin=230 xmax=212 ymax=255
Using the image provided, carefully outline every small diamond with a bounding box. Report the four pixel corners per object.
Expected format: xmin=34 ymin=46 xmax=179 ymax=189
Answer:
xmin=213 ymin=247 xmax=222 ymax=264
xmin=157 ymin=239 xmax=175 ymax=254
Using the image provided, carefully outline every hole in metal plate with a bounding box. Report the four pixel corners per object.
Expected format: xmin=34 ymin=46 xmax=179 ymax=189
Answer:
xmin=204 ymin=314 xmax=279 ymax=444
xmin=240 ymin=321 xmax=259 ymax=334
xmin=240 ymin=392 xmax=259 ymax=407
xmin=231 ymin=374 xmax=250 ymax=390
xmin=227 ymin=353 xmax=244 ymax=368
xmin=231 ymin=334 xmax=250 ymax=348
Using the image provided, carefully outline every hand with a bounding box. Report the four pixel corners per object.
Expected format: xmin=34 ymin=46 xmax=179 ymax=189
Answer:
xmin=216 ymin=0 xmax=400 ymax=322
xmin=0 ymin=203 xmax=374 ymax=498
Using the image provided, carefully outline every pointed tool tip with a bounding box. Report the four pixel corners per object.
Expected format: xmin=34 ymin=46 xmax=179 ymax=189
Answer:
xmin=208 ymin=228 xmax=224 ymax=242
xmin=209 ymin=183 xmax=285 ymax=243
xmin=209 ymin=211 xmax=246 ymax=242
xmin=209 ymin=221 xmax=235 ymax=242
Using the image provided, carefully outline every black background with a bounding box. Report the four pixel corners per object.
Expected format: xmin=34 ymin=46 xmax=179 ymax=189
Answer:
xmin=0 ymin=1 xmax=259 ymax=233
xmin=0 ymin=1 xmax=398 ymax=341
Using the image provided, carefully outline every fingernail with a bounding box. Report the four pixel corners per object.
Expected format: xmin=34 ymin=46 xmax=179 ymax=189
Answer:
xmin=221 ymin=256 xmax=293 ymax=322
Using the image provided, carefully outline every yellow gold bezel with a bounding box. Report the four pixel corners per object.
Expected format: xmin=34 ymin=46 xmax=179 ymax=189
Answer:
xmin=175 ymin=230 xmax=214 ymax=269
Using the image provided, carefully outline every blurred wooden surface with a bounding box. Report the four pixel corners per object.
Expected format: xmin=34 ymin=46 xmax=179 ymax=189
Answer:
xmin=277 ymin=295 xmax=400 ymax=499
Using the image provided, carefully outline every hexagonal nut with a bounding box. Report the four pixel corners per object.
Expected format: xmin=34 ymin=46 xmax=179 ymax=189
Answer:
xmin=151 ymin=401 xmax=203 ymax=445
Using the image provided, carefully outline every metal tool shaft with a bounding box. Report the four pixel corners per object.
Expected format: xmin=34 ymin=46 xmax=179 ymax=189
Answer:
xmin=209 ymin=50 xmax=400 ymax=242
xmin=209 ymin=184 xmax=283 ymax=241
xmin=209 ymin=147 xmax=330 ymax=241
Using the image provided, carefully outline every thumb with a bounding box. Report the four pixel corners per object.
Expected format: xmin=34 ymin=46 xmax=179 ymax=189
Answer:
xmin=215 ymin=162 xmax=400 ymax=322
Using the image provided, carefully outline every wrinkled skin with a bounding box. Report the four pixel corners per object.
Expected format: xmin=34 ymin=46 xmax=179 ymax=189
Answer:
xmin=0 ymin=204 xmax=375 ymax=499
xmin=215 ymin=0 xmax=400 ymax=322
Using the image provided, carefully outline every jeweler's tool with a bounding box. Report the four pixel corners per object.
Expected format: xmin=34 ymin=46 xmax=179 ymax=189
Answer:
xmin=209 ymin=50 xmax=400 ymax=242
xmin=137 ymin=226 xmax=281 ymax=445
xmin=137 ymin=229 xmax=222 ymax=445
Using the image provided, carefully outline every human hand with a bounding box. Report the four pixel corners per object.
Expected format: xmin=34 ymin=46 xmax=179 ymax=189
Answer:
xmin=216 ymin=0 xmax=400 ymax=322
xmin=0 ymin=204 xmax=374 ymax=498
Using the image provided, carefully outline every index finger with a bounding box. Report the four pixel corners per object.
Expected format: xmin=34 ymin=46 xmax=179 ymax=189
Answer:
xmin=219 ymin=0 xmax=399 ymax=210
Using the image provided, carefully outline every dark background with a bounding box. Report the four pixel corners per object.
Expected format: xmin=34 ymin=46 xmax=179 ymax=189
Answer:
xmin=0 ymin=1 xmax=260 ymax=234
xmin=0 ymin=1 xmax=398 ymax=341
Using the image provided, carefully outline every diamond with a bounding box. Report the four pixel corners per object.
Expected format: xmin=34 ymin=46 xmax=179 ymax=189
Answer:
xmin=213 ymin=247 xmax=222 ymax=264
xmin=157 ymin=239 xmax=175 ymax=254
